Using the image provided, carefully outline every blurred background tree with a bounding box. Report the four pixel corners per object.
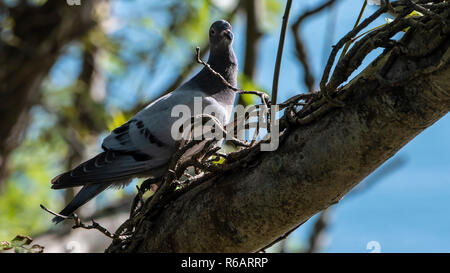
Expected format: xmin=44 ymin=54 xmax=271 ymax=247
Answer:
xmin=0 ymin=0 xmax=448 ymax=253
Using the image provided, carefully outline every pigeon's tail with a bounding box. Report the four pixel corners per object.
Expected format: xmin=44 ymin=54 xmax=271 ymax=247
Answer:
xmin=51 ymin=150 xmax=148 ymax=190
xmin=50 ymin=150 xmax=149 ymax=224
xmin=52 ymin=184 xmax=109 ymax=224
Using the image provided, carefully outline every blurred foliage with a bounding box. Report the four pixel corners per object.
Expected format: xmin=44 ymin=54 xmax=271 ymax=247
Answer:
xmin=108 ymin=108 xmax=128 ymax=131
xmin=238 ymin=73 xmax=269 ymax=105
xmin=0 ymin=235 xmax=44 ymax=253
xmin=260 ymin=0 xmax=283 ymax=32
xmin=0 ymin=129 xmax=67 ymax=239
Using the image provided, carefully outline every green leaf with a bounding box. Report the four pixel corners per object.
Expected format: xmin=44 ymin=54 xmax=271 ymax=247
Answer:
xmin=11 ymin=235 xmax=32 ymax=247
xmin=406 ymin=10 xmax=424 ymax=18
xmin=29 ymin=244 xmax=45 ymax=253
xmin=212 ymin=156 xmax=225 ymax=165
xmin=1 ymin=235 xmax=44 ymax=253
xmin=261 ymin=0 xmax=283 ymax=32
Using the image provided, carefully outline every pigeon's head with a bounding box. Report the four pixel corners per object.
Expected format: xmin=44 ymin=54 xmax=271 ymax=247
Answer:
xmin=209 ymin=20 xmax=233 ymax=49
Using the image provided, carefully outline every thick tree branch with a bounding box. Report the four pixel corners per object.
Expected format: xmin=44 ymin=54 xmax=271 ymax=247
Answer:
xmin=108 ymin=7 xmax=450 ymax=252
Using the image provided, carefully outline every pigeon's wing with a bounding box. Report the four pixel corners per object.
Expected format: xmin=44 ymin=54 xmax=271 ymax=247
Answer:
xmin=101 ymin=87 xmax=217 ymax=163
xmin=102 ymin=93 xmax=174 ymax=162
xmin=52 ymin=92 xmax=183 ymax=190
xmin=52 ymin=86 xmax=230 ymax=190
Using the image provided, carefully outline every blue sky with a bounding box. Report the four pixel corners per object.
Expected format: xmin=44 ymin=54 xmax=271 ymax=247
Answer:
xmin=49 ymin=0 xmax=449 ymax=252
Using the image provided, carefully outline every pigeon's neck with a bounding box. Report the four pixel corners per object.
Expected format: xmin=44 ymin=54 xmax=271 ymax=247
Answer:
xmin=192 ymin=45 xmax=238 ymax=101
xmin=205 ymin=46 xmax=238 ymax=85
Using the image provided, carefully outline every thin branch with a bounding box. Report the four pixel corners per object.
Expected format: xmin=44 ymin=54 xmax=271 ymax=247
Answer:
xmin=40 ymin=204 xmax=118 ymax=239
xmin=195 ymin=47 xmax=270 ymax=106
xmin=271 ymin=0 xmax=293 ymax=106
xmin=320 ymin=3 xmax=389 ymax=106
xmin=337 ymin=0 xmax=368 ymax=62
xmin=278 ymin=93 xmax=317 ymax=110
xmin=292 ymin=0 xmax=337 ymax=93
xmin=406 ymin=0 xmax=448 ymax=26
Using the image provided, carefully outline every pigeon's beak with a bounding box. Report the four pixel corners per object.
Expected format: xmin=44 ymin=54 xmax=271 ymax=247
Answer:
xmin=222 ymin=29 xmax=233 ymax=41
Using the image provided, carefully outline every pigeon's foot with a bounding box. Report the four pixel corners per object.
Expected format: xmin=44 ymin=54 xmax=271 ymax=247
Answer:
xmin=150 ymin=183 xmax=159 ymax=193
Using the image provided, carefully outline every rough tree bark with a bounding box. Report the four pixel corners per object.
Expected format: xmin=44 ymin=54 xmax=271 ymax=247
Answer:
xmin=108 ymin=8 xmax=450 ymax=252
xmin=0 ymin=1 xmax=95 ymax=188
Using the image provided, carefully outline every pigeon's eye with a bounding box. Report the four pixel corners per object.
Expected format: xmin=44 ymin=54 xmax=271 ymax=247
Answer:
xmin=210 ymin=29 xmax=215 ymax=35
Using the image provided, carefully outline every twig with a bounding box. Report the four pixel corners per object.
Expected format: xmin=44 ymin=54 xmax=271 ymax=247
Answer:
xmin=320 ymin=3 xmax=388 ymax=104
xmin=278 ymin=93 xmax=317 ymax=110
xmin=337 ymin=0 xmax=368 ymax=62
xmin=40 ymin=204 xmax=118 ymax=239
xmin=195 ymin=47 xmax=270 ymax=106
xmin=73 ymin=219 xmax=117 ymax=239
xmin=328 ymin=15 xmax=416 ymax=91
xmin=406 ymin=0 xmax=448 ymax=27
xmin=291 ymin=0 xmax=337 ymax=93
xmin=271 ymin=0 xmax=293 ymax=106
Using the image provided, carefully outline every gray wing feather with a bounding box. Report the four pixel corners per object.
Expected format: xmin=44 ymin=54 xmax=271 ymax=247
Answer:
xmin=94 ymin=84 xmax=231 ymax=179
xmin=101 ymin=86 xmax=230 ymax=163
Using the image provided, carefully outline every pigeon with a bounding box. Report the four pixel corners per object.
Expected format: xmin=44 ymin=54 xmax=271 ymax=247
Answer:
xmin=50 ymin=20 xmax=238 ymax=223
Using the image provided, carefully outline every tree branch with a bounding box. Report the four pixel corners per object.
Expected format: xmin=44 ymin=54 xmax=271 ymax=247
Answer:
xmin=107 ymin=4 xmax=450 ymax=252
xmin=292 ymin=0 xmax=338 ymax=93
xmin=271 ymin=0 xmax=293 ymax=106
